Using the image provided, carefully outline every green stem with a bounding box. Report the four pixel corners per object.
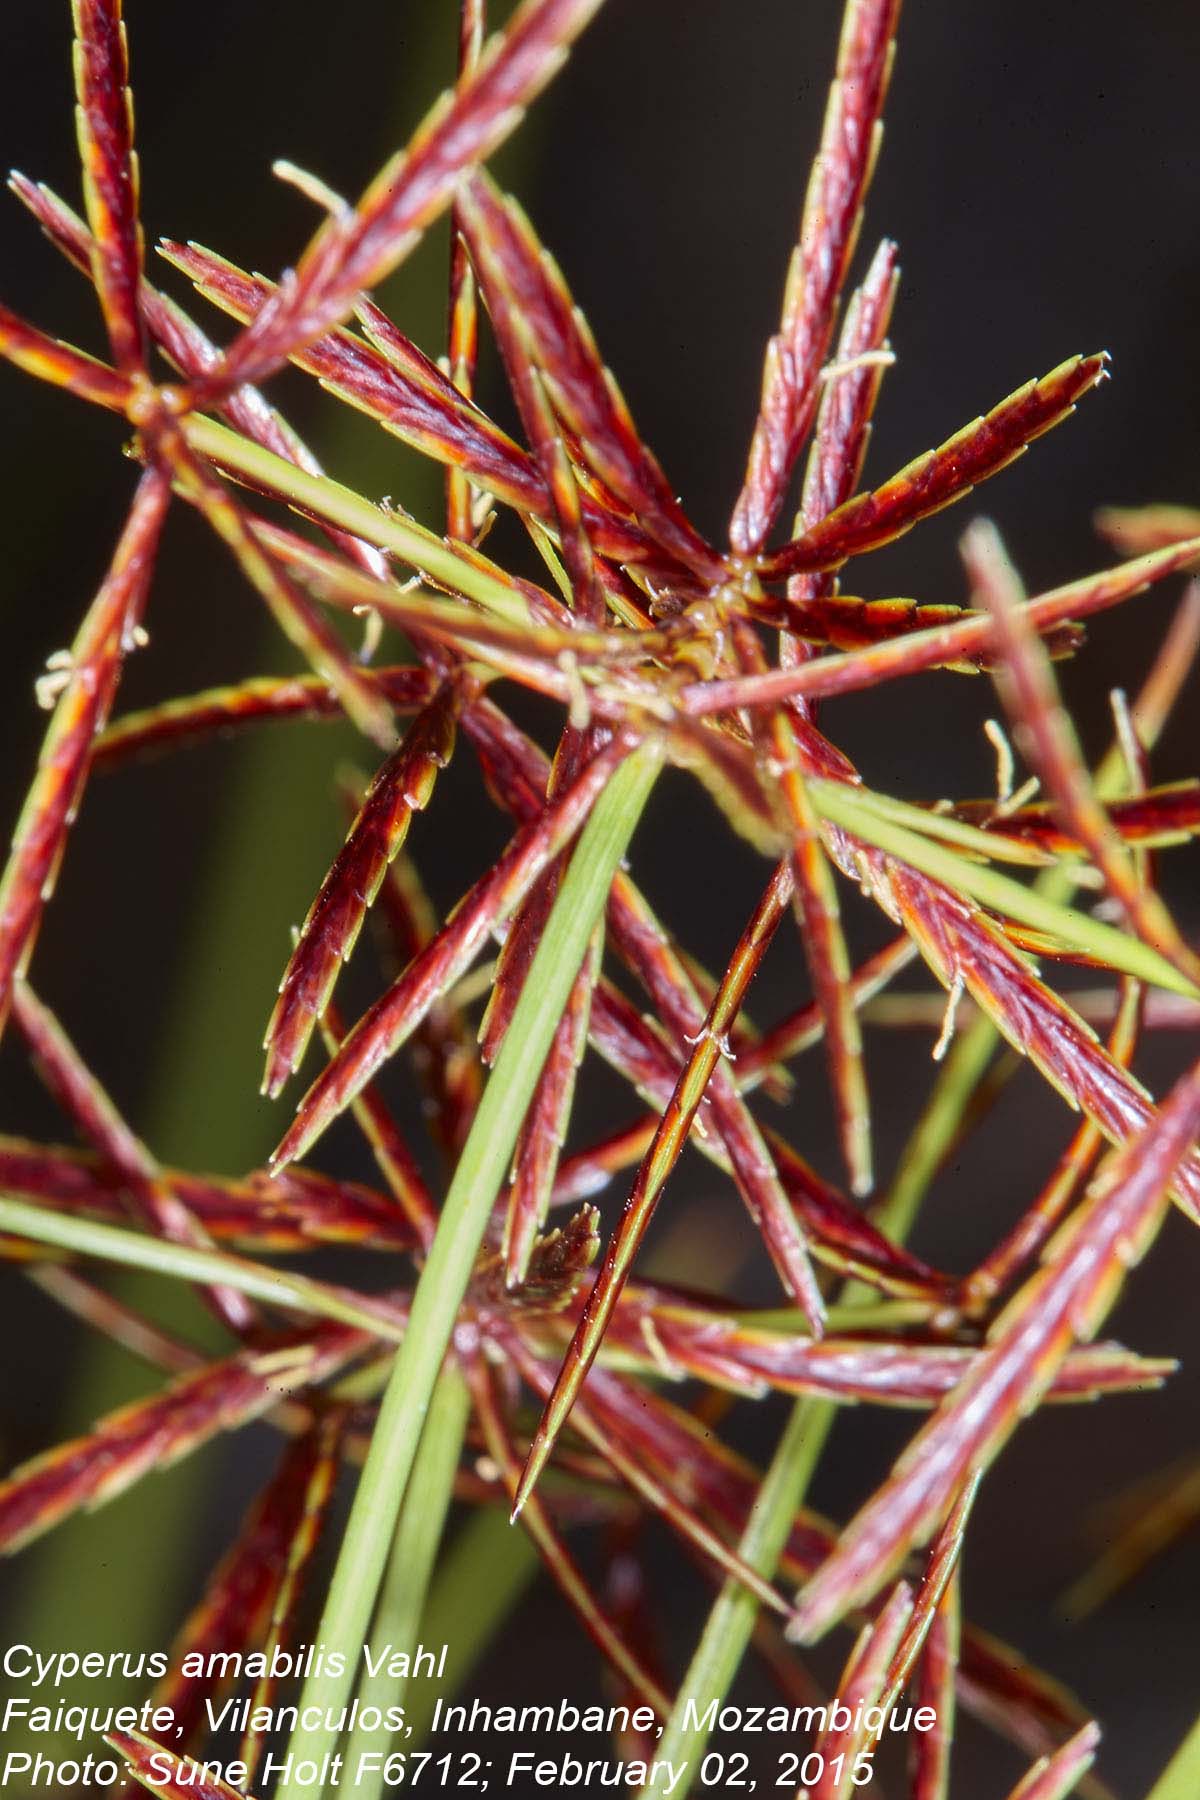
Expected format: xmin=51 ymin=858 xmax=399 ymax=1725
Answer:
xmin=344 ymin=1366 xmax=471 ymax=1800
xmin=274 ymin=742 xmax=661 ymax=1800
xmin=812 ymin=781 xmax=1198 ymax=1000
xmin=1146 ymin=1713 xmax=1200 ymax=1800
xmin=404 ymin=1508 xmax=541 ymax=1747
xmin=0 ymin=1196 xmax=401 ymax=1338
xmin=651 ymin=1398 xmax=830 ymax=1785
xmin=649 ymin=986 xmax=999 ymax=1795
xmin=184 ymin=416 xmax=533 ymax=624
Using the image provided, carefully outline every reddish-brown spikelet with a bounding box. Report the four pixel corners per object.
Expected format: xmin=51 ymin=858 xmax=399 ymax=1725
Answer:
xmin=513 ymin=859 xmax=819 ymax=1510
xmin=874 ymin=862 xmax=1200 ymax=1220
xmin=110 ymin=1734 xmax=259 ymax=1800
xmin=0 ymin=467 xmax=167 ymax=1035
xmin=91 ymin=669 xmax=435 ymax=769
xmin=807 ymin=1580 xmax=913 ymax=1798
xmin=756 ymin=697 xmax=872 ymax=1195
xmin=787 ymin=237 xmax=899 ymax=604
xmin=317 ymin=995 xmax=438 ymax=1245
xmin=952 ymin=781 xmax=1200 ymax=859
xmin=762 ymin=353 xmax=1109 ymax=579
xmin=584 ymin=975 xmax=943 ymax=1297
xmin=154 ymin=1429 xmax=337 ymax=1747
xmin=366 ymin=848 xmax=483 ymax=1157
xmin=264 ymin=679 xmax=463 ymax=1095
xmin=962 ymin=980 xmax=1142 ymax=1312
xmin=573 ymin=1291 xmax=1172 ymax=1405
xmin=1002 ymin=1725 xmax=1103 ymax=1800
xmin=271 ymin=731 xmax=633 ymax=1167
xmin=732 ymin=0 xmax=901 ymax=552
xmin=505 ymin=1339 xmax=797 ymax=1615
xmin=160 ymin=431 xmax=398 ymax=749
xmin=13 ymin=984 xmax=256 ymax=1335
xmin=791 ymin=1057 xmax=1200 ymax=1640
xmin=502 ymin=933 xmax=599 ymax=1284
xmin=0 ymin=1137 xmax=415 ymax=1253
xmin=463 ymin=1351 xmax=672 ymax=1716
xmin=0 ymin=297 xmax=132 ymax=408
xmin=909 ymin=1567 xmax=960 ymax=1800
xmin=204 ymin=0 xmax=610 ymax=393
xmin=964 ymin=516 xmax=1200 ymax=987
xmin=602 ymin=876 xmax=824 ymax=1317
xmin=685 ymin=534 xmax=1200 ymax=714
xmin=457 ymin=175 xmax=720 ymax=581
xmin=239 ymin=1413 xmax=345 ymax=1783
xmin=0 ymin=1327 xmax=363 ymax=1554
xmin=70 ymin=0 xmax=144 ymax=373
xmin=4 ymin=0 xmax=1200 ymax=1784
xmin=445 ymin=0 xmax=486 ymax=542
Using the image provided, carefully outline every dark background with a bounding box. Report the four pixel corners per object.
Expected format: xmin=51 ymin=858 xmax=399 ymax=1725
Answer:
xmin=2 ymin=1 xmax=1200 ymax=1792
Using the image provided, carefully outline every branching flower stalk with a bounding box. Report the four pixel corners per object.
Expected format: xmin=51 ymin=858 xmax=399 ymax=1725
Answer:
xmin=3 ymin=1 xmax=1200 ymax=1795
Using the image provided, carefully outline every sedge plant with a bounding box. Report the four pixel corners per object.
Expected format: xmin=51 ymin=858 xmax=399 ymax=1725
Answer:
xmin=3 ymin=1 xmax=1200 ymax=1795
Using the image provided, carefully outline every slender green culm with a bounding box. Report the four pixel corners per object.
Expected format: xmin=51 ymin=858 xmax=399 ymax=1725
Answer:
xmin=1146 ymin=1713 xmax=1200 ymax=1800
xmin=0 ymin=1196 xmax=400 ymax=1338
xmin=649 ymin=998 xmax=1000 ymax=1795
xmin=273 ymin=742 xmax=661 ymax=1800
xmin=812 ymin=780 xmax=1200 ymax=1000
xmin=345 ymin=1365 xmax=471 ymax=1800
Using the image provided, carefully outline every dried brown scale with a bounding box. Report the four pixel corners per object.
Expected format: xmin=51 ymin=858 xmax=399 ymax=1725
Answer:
xmin=264 ymin=677 xmax=464 ymax=1094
